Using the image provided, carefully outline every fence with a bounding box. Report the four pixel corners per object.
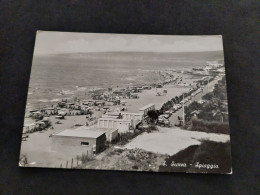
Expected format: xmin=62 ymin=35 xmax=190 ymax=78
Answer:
xmin=59 ymin=149 xmax=94 ymax=169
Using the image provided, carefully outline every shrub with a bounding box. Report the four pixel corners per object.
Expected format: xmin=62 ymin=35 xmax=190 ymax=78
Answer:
xmin=132 ymin=165 xmax=138 ymax=169
xmin=128 ymin=155 xmax=136 ymax=161
xmin=80 ymin=154 xmax=94 ymax=163
xmin=191 ymin=119 xmax=229 ymax=134
xmin=108 ymin=151 xmax=116 ymax=156
xmin=147 ymin=110 xmax=159 ymax=123
xmin=114 ymin=149 xmax=124 ymax=154
xmin=202 ymin=92 xmax=214 ymax=100
xmin=146 ymin=124 xmax=158 ymax=133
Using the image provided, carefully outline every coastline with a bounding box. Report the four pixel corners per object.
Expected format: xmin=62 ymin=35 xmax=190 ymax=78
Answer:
xmin=21 ymin=60 xmax=228 ymax=169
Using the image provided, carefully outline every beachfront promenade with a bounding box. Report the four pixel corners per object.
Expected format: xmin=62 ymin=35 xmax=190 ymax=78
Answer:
xmin=168 ymin=78 xmax=219 ymax=126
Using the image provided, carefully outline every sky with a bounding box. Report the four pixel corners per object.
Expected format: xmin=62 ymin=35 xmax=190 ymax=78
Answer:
xmin=34 ymin=31 xmax=223 ymax=55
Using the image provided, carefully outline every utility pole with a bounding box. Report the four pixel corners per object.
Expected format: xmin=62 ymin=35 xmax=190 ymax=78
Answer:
xmin=207 ymin=77 xmax=210 ymax=92
xmin=182 ymin=93 xmax=185 ymax=126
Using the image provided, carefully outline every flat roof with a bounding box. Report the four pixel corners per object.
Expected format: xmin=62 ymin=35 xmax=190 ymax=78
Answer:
xmin=54 ymin=126 xmax=105 ymax=138
xmin=102 ymin=115 xmax=119 ymax=119
xmin=121 ymin=112 xmax=143 ymax=116
xmin=98 ymin=117 xmax=131 ymax=122
xmin=105 ymin=112 xmax=121 ymax=116
xmin=139 ymin=104 xmax=155 ymax=111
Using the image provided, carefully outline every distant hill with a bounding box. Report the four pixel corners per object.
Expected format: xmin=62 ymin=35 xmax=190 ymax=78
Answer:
xmin=36 ymin=51 xmax=224 ymax=62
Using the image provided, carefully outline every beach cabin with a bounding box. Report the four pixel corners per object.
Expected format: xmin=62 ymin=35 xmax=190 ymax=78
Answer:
xmin=66 ymin=103 xmax=74 ymax=109
xmin=143 ymin=86 xmax=152 ymax=90
xmin=23 ymin=123 xmax=36 ymax=133
xmin=130 ymin=94 xmax=139 ymax=99
xmin=74 ymin=105 xmax=81 ymax=110
xmin=95 ymin=101 xmax=105 ymax=107
xmin=156 ymin=84 xmax=163 ymax=88
xmin=121 ymin=100 xmax=127 ymax=106
xmin=139 ymin=104 xmax=155 ymax=116
xmin=102 ymin=112 xmax=121 ymax=119
xmin=55 ymin=115 xmax=65 ymax=119
xmin=52 ymin=127 xmax=106 ymax=154
xmin=58 ymin=101 xmax=66 ymax=108
xmin=97 ymin=118 xmax=132 ymax=133
xmin=105 ymin=128 xmax=119 ymax=142
xmin=121 ymin=112 xmax=144 ymax=128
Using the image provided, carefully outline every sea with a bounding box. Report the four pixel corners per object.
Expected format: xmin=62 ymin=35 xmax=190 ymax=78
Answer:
xmin=26 ymin=51 xmax=224 ymax=107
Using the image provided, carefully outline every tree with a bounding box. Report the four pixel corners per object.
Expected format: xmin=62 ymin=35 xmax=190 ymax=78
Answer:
xmin=147 ymin=110 xmax=159 ymax=123
xmin=185 ymin=101 xmax=203 ymax=115
xmin=175 ymin=96 xmax=179 ymax=103
xmin=171 ymin=98 xmax=176 ymax=104
xmin=202 ymin=92 xmax=214 ymax=100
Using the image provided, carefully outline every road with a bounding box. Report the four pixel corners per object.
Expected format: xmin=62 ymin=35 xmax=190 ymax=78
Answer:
xmin=168 ymin=78 xmax=219 ymax=126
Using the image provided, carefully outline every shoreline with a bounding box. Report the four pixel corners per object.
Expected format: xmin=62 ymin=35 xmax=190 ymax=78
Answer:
xmin=21 ymin=62 xmax=227 ymax=168
xmin=25 ymin=66 xmax=203 ymax=108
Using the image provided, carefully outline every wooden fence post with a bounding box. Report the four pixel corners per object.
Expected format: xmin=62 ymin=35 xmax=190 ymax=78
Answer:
xmin=71 ymin=158 xmax=73 ymax=168
xmin=66 ymin=161 xmax=68 ymax=168
xmin=60 ymin=163 xmax=62 ymax=168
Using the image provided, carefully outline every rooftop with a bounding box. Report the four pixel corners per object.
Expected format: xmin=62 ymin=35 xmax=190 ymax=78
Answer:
xmin=139 ymin=104 xmax=155 ymax=111
xmin=121 ymin=112 xmax=143 ymax=116
xmin=98 ymin=117 xmax=131 ymax=122
xmin=105 ymin=112 xmax=121 ymax=116
xmin=54 ymin=126 xmax=105 ymax=138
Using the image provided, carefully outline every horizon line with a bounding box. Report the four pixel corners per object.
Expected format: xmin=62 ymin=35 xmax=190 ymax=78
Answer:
xmin=35 ymin=50 xmax=223 ymax=55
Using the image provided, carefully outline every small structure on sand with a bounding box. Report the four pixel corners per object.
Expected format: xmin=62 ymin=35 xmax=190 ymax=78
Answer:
xmin=121 ymin=112 xmax=144 ymax=128
xmin=104 ymin=128 xmax=118 ymax=142
xmin=139 ymin=104 xmax=155 ymax=116
xmin=97 ymin=118 xmax=132 ymax=133
xmin=52 ymin=126 xmax=106 ymax=154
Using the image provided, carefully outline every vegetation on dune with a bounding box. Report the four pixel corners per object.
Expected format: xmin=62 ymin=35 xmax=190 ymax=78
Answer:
xmin=190 ymin=119 xmax=229 ymax=134
xmin=117 ymin=130 xmax=144 ymax=145
xmin=78 ymin=147 xmax=166 ymax=172
xmin=184 ymin=76 xmax=229 ymax=134
xmin=76 ymin=153 xmax=94 ymax=164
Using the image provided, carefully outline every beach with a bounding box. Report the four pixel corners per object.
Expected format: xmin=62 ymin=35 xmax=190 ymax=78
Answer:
xmin=20 ymin=50 xmax=227 ymax=168
xmin=21 ymin=74 xmax=223 ymax=168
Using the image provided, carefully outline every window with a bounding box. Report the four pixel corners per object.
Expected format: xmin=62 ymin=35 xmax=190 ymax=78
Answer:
xmin=81 ymin=142 xmax=89 ymax=146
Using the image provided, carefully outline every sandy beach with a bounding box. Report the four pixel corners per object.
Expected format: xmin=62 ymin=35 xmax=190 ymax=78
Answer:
xmin=21 ymin=72 xmax=220 ymax=168
xmin=20 ymin=42 xmax=227 ymax=170
xmin=20 ymin=115 xmax=102 ymax=167
xmin=125 ymin=85 xmax=190 ymax=112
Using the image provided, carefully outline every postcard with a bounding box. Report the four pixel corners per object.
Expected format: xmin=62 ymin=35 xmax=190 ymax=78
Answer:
xmin=19 ymin=31 xmax=232 ymax=174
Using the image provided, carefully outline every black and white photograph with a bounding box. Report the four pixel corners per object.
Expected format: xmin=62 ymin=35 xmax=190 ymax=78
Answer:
xmin=19 ymin=31 xmax=232 ymax=174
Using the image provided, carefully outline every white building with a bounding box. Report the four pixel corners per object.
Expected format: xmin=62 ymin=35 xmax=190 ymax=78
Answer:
xmin=105 ymin=128 xmax=118 ymax=142
xmin=121 ymin=112 xmax=144 ymax=128
xmin=102 ymin=112 xmax=121 ymax=119
xmin=139 ymin=104 xmax=155 ymax=116
xmin=98 ymin=118 xmax=132 ymax=133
